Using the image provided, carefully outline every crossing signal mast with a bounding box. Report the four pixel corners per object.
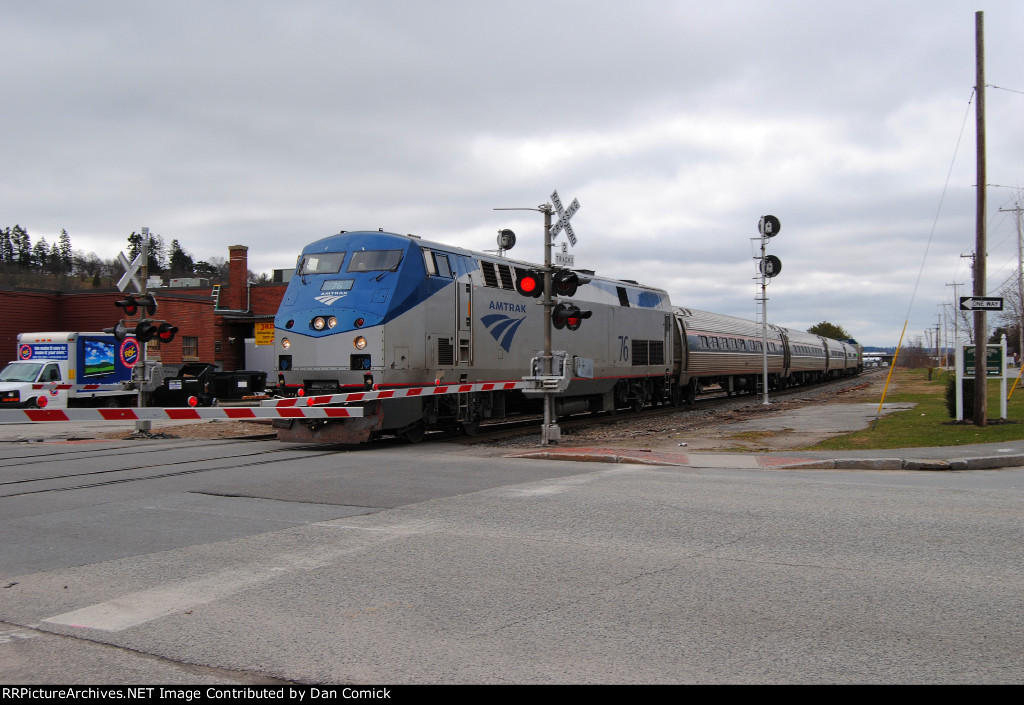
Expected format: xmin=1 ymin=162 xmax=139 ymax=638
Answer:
xmin=499 ymin=190 xmax=591 ymax=444
xmin=107 ymin=228 xmax=179 ymax=432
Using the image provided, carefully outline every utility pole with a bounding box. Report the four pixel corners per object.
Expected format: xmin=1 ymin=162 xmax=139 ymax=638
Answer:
xmin=947 ymin=281 xmax=964 ymax=349
xmin=973 ymin=10 xmax=988 ymax=426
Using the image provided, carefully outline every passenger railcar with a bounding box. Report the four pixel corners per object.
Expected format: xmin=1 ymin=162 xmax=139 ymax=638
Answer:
xmin=673 ymin=308 xmax=785 ymax=401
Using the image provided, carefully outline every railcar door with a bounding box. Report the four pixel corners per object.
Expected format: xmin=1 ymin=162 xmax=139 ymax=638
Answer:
xmin=422 ymin=249 xmax=457 ymax=378
xmin=454 ymin=256 xmax=473 ymax=367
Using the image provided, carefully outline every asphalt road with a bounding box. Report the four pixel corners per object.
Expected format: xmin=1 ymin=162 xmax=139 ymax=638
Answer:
xmin=1 ymin=436 xmax=1022 ymax=684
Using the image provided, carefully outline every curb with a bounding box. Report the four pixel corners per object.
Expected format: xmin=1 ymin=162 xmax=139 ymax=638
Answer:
xmin=507 ymin=449 xmax=1024 ymax=472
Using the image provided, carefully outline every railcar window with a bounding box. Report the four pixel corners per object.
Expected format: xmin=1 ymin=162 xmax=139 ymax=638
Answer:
xmin=617 ymin=287 xmax=630 ymax=307
xmin=699 ymin=336 xmax=708 ymax=348
xmin=422 ymin=249 xmax=437 ymax=276
xmin=300 ymin=253 xmax=345 ymax=275
xmin=347 ymin=250 xmax=403 ymax=272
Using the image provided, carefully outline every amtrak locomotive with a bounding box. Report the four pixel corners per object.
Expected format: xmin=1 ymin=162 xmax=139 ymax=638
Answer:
xmin=272 ymin=230 xmax=861 ymax=443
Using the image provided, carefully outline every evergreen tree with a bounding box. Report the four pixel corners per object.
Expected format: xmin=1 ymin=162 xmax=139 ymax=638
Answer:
xmin=168 ymin=239 xmax=195 ymax=277
xmin=127 ymin=231 xmax=143 ymax=260
xmin=32 ymin=237 xmax=49 ymax=271
xmin=58 ymin=229 xmax=73 ymax=274
xmin=126 ymin=231 xmax=166 ymax=274
xmin=12 ymin=225 xmax=31 ymax=267
xmin=0 ymin=227 xmax=12 ymax=265
xmin=49 ymin=241 xmax=64 ymax=275
xmin=807 ymin=321 xmax=851 ymax=341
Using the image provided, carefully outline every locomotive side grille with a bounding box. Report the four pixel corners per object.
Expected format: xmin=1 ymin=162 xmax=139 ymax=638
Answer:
xmin=480 ymin=260 xmax=515 ymax=290
xmin=630 ymin=339 xmax=664 ymax=366
xmin=497 ymin=264 xmax=514 ymax=289
xmin=438 ymin=337 xmax=455 ymax=366
xmin=632 ymin=339 xmax=649 ymax=366
xmin=649 ymin=340 xmax=664 ymax=365
xmin=481 ymin=261 xmax=499 ymax=288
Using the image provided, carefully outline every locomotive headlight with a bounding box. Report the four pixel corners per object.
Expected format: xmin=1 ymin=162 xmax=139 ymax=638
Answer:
xmin=354 ymin=336 xmax=367 ymax=350
xmin=327 ymin=316 xmax=337 ymax=329
xmin=312 ymin=316 xmax=327 ymax=331
xmin=281 ymin=338 xmax=291 ymax=350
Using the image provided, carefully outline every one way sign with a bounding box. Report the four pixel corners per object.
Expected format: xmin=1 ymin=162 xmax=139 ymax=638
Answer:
xmin=960 ymin=297 xmax=1004 ymax=311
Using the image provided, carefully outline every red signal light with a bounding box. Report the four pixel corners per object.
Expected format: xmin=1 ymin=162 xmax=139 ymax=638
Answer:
xmin=515 ymin=268 xmax=543 ymax=298
xmin=157 ymin=322 xmax=178 ymax=343
xmin=116 ymin=295 xmax=139 ymax=317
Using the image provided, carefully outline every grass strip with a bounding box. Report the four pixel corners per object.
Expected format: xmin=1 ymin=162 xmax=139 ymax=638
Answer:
xmin=808 ymin=368 xmax=1024 ymax=450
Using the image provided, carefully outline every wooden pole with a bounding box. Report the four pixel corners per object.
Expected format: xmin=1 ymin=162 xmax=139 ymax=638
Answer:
xmin=973 ymin=10 xmax=987 ymax=426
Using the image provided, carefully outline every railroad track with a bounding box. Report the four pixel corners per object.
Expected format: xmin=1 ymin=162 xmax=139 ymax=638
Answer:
xmin=446 ymin=370 xmax=884 ymax=446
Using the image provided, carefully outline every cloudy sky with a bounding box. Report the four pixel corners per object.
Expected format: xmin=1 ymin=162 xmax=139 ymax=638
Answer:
xmin=3 ymin=1 xmax=1023 ymax=347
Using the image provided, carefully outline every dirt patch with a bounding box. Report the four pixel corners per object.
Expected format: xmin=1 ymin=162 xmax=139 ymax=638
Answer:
xmin=100 ymin=419 xmax=275 ymax=441
xmin=494 ymin=371 xmax=893 ymax=453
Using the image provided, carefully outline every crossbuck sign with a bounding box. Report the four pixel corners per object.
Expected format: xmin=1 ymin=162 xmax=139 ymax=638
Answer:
xmin=549 ymin=190 xmax=580 ymax=246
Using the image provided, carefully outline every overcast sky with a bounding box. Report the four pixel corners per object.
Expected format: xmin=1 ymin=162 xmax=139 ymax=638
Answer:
xmin=3 ymin=1 xmax=1023 ymax=346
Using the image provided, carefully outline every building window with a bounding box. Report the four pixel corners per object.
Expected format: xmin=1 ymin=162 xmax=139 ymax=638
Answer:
xmin=182 ymin=336 xmax=199 ymax=360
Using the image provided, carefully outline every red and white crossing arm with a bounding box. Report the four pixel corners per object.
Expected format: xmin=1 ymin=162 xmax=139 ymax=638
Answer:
xmin=0 ymin=381 xmax=528 ymax=424
xmin=263 ymin=380 xmax=528 ymax=408
xmin=0 ymin=406 xmax=363 ymax=424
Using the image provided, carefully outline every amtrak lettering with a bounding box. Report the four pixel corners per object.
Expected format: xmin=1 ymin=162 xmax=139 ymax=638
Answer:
xmin=487 ymin=301 xmax=527 ymax=313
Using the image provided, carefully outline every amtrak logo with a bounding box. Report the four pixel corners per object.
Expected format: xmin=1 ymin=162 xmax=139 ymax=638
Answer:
xmin=481 ymin=313 xmax=526 ymax=353
xmin=314 ymin=294 xmax=347 ymax=305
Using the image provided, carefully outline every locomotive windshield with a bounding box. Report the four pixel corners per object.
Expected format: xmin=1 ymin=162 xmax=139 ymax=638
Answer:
xmin=299 ymin=253 xmax=345 ymax=275
xmin=347 ymin=250 xmax=403 ymax=272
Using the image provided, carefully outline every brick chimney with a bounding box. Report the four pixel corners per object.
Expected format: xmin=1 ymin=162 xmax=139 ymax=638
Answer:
xmin=227 ymin=245 xmax=249 ymax=311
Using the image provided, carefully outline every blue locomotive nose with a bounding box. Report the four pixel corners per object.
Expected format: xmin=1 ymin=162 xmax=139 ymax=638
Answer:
xmin=275 ymin=237 xmax=413 ymax=337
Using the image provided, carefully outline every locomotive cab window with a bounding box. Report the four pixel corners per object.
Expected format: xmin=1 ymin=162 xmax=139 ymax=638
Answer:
xmin=422 ymin=249 xmax=455 ymax=278
xmin=347 ymin=250 xmax=403 ymax=272
xmin=300 ymin=253 xmax=345 ymax=275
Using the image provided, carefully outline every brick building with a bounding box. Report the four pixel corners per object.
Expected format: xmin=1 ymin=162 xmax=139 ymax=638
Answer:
xmin=0 ymin=245 xmax=287 ymax=373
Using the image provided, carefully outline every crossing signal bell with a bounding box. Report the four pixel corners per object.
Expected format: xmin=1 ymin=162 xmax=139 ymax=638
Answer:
xmin=515 ymin=268 xmax=543 ymax=298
